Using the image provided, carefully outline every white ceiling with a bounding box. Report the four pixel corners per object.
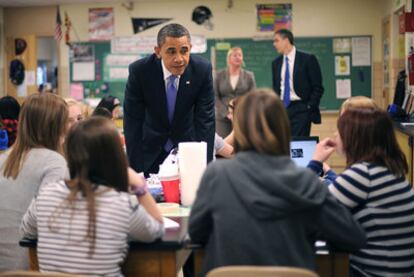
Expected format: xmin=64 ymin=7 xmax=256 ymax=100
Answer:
xmin=0 ymin=0 xmax=122 ymax=8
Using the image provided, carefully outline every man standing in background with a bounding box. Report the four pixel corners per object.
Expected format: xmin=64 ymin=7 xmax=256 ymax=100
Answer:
xmin=272 ymin=29 xmax=324 ymax=136
xmin=124 ymin=23 xmax=215 ymax=175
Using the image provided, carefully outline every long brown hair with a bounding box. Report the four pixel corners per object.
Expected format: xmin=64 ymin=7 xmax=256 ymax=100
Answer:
xmin=2 ymin=93 xmax=68 ymax=179
xmin=338 ymin=108 xmax=408 ymax=177
xmin=233 ymin=88 xmax=291 ymax=155
xmin=50 ymin=117 xmax=129 ymax=256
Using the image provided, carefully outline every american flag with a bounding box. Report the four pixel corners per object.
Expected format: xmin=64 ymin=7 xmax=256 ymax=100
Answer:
xmin=55 ymin=8 xmax=62 ymax=42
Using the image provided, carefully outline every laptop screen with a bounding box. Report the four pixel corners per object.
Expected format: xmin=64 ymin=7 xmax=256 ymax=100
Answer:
xmin=290 ymin=136 xmax=319 ymax=167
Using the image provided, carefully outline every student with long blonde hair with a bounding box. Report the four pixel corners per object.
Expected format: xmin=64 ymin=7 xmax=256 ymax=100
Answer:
xmin=0 ymin=93 xmax=69 ymax=271
xmin=21 ymin=117 xmax=163 ymax=275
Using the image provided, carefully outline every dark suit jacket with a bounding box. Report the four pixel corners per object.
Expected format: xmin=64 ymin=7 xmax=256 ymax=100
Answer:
xmin=272 ymin=50 xmax=324 ymax=123
xmin=124 ymin=54 xmax=215 ymax=173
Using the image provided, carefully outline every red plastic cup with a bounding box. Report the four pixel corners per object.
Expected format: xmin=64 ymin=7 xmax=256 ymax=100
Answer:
xmin=160 ymin=178 xmax=180 ymax=203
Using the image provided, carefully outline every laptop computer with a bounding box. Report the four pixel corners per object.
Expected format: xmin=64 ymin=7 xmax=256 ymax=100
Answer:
xmin=290 ymin=136 xmax=319 ymax=167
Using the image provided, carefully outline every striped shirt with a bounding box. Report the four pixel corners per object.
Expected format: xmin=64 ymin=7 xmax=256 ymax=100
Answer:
xmin=329 ymin=162 xmax=414 ymax=276
xmin=20 ymin=180 xmax=164 ymax=277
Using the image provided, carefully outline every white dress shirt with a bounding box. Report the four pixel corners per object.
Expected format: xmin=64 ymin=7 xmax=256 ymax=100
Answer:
xmin=161 ymin=60 xmax=180 ymax=91
xmin=279 ymin=46 xmax=301 ymax=101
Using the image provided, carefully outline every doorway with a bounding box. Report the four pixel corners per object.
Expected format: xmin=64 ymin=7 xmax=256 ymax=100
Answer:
xmin=36 ymin=36 xmax=58 ymax=93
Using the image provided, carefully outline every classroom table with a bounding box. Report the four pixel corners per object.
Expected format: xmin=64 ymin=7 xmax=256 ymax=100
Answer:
xmin=20 ymin=217 xmax=349 ymax=277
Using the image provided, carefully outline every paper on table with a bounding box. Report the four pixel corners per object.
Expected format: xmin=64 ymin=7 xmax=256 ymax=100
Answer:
xmin=336 ymin=79 xmax=351 ymax=99
xmin=163 ymin=217 xmax=180 ymax=229
xmin=161 ymin=207 xmax=191 ymax=217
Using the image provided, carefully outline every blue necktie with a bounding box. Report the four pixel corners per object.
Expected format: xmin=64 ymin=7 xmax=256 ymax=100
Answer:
xmin=164 ymin=75 xmax=178 ymax=152
xmin=283 ymin=56 xmax=291 ymax=107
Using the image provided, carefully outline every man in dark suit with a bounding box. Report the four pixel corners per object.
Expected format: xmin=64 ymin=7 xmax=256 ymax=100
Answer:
xmin=124 ymin=23 xmax=215 ymax=175
xmin=272 ymin=29 xmax=324 ymax=136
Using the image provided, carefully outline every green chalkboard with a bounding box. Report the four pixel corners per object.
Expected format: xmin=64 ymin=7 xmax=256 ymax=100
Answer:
xmin=198 ymin=37 xmax=371 ymax=110
xmin=70 ymin=36 xmax=371 ymax=110
xmin=70 ymin=42 xmax=127 ymax=103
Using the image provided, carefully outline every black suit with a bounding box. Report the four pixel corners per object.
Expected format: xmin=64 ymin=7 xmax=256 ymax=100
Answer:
xmin=272 ymin=50 xmax=324 ymax=136
xmin=124 ymin=54 xmax=215 ymax=174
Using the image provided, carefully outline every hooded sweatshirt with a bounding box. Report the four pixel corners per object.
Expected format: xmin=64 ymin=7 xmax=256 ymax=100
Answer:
xmin=189 ymin=151 xmax=366 ymax=276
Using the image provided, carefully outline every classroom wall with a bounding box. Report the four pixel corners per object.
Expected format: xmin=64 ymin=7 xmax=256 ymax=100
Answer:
xmin=0 ymin=0 xmax=389 ymax=97
xmin=57 ymin=0 xmax=386 ymax=97
xmin=4 ymin=6 xmax=55 ymax=37
xmin=60 ymin=0 xmax=385 ymax=61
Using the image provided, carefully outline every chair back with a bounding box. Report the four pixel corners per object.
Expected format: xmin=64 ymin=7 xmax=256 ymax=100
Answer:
xmin=206 ymin=266 xmax=319 ymax=277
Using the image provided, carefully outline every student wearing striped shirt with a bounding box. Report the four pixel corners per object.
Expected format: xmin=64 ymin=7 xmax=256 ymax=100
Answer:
xmin=20 ymin=117 xmax=164 ymax=276
xmin=310 ymin=108 xmax=414 ymax=276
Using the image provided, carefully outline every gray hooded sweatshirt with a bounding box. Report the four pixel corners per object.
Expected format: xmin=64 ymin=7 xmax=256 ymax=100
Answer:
xmin=189 ymin=151 xmax=366 ymax=276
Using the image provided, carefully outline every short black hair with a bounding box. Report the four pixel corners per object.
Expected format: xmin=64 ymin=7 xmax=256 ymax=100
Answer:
xmin=275 ymin=29 xmax=294 ymax=45
xmin=92 ymin=107 xmax=112 ymax=119
xmin=0 ymin=96 xmax=20 ymax=120
xmin=96 ymin=95 xmax=120 ymax=113
xmin=157 ymin=23 xmax=191 ymax=47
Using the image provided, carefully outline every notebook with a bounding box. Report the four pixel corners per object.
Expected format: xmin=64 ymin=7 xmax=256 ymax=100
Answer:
xmin=290 ymin=136 xmax=319 ymax=167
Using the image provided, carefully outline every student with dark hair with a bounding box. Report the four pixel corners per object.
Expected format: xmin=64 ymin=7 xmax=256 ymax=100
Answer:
xmin=92 ymin=106 xmax=112 ymax=119
xmin=21 ymin=117 xmax=163 ymax=275
xmin=189 ymin=89 xmax=365 ymax=276
xmin=272 ymin=29 xmax=324 ymax=136
xmin=0 ymin=93 xmax=69 ymax=271
xmin=0 ymin=95 xmax=20 ymax=146
xmin=311 ymin=108 xmax=414 ymax=276
xmin=95 ymin=95 xmax=121 ymax=119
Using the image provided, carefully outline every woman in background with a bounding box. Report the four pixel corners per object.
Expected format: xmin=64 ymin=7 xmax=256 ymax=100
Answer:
xmin=0 ymin=96 xmax=20 ymax=147
xmin=0 ymin=93 xmax=69 ymax=271
xmin=214 ymin=47 xmax=256 ymax=137
xmin=21 ymin=117 xmax=163 ymax=276
xmin=189 ymin=89 xmax=365 ymax=276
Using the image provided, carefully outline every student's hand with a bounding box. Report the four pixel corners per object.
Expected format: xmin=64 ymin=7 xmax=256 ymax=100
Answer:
xmin=323 ymin=162 xmax=331 ymax=173
xmin=128 ymin=167 xmax=146 ymax=190
xmin=312 ymin=138 xmax=336 ymax=163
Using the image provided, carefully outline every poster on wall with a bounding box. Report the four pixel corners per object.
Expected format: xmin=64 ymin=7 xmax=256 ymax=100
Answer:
xmin=335 ymin=56 xmax=350 ymax=76
xmin=333 ymin=38 xmax=351 ymax=53
xmin=256 ymin=4 xmax=292 ymax=32
xmin=111 ymin=35 xmax=207 ymax=54
xmin=352 ymin=37 xmax=371 ymax=66
xmin=89 ymin=8 xmax=114 ymax=41
xmin=71 ymin=44 xmax=95 ymax=62
xmin=131 ymin=18 xmax=172 ymax=34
